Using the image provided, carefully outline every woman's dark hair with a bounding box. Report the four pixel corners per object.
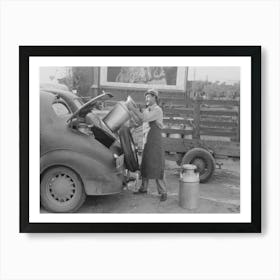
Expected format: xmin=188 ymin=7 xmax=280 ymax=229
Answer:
xmin=155 ymin=95 xmax=159 ymax=105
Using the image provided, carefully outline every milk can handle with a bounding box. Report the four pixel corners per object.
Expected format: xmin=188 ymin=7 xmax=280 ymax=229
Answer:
xmin=127 ymin=96 xmax=137 ymax=108
xmin=180 ymin=165 xmax=197 ymax=178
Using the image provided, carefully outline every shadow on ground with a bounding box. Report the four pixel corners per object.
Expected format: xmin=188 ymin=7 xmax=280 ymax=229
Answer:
xmin=77 ymin=158 xmax=240 ymax=214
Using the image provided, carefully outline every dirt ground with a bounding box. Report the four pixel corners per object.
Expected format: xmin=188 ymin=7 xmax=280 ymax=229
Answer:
xmin=78 ymin=158 xmax=240 ymax=213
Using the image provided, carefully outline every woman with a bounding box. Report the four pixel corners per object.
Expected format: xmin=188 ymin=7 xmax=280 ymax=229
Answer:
xmin=127 ymin=89 xmax=167 ymax=201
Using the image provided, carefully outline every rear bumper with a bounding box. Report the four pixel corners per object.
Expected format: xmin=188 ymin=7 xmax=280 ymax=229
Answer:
xmin=84 ymin=171 xmax=124 ymax=195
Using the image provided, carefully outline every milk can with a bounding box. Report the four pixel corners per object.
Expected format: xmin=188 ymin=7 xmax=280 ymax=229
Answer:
xmin=168 ymin=123 xmax=183 ymax=139
xmin=179 ymin=164 xmax=200 ymax=209
xmin=161 ymin=123 xmax=168 ymax=138
xmin=183 ymin=124 xmax=192 ymax=140
xmin=103 ymin=96 xmax=137 ymax=133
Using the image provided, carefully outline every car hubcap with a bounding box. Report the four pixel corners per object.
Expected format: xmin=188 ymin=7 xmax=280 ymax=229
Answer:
xmin=48 ymin=173 xmax=76 ymax=203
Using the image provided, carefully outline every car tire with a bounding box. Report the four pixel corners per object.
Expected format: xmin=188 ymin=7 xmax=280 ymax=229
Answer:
xmin=40 ymin=166 xmax=86 ymax=213
xmin=181 ymin=148 xmax=215 ymax=183
xmin=119 ymin=126 xmax=139 ymax=172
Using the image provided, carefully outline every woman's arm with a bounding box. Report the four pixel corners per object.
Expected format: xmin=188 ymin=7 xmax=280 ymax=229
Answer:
xmin=143 ymin=107 xmax=162 ymax=122
xmin=129 ymin=109 xmax=143 ymax=128
xmin=127 ymin=104 xmax=144 ymax=121
xmin=128 ymin=104 xmax=162 ymax=123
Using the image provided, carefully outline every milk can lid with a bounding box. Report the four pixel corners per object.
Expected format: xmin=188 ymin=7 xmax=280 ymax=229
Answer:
xmin=182 ymin=164 xmax=197 ymax=170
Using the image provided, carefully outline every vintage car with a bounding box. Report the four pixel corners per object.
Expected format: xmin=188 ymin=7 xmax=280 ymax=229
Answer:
xmin=40 ymin=84 xmax=139 ymax=213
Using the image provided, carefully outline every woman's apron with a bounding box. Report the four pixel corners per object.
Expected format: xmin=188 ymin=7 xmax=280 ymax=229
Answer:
xmin=140 ymin=120 xmax=165 ymax=179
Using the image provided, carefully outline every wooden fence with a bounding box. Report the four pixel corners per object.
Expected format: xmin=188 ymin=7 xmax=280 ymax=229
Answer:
xmin=105 ymin=98 xmax=240 ymax=141
xmin=103 ymin=90 xmax=240 ymax=158
xmin=162 ymin=98 xmax=240 ymax=142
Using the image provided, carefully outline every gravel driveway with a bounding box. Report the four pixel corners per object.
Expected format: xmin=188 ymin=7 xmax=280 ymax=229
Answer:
xmin=77 ymin=158 xmax=240 ymax=213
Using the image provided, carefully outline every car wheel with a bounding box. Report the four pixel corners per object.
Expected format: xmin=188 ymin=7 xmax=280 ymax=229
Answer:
xmin=181 ymin=148 xmax=215 ymax=183
xmin=40 ymin=166 xmax=86 ymax=213
xmin=119 ymin=126 xmax=139 ymax=172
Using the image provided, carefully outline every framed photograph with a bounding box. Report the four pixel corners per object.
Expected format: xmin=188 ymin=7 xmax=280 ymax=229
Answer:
xmin=20 ymin=46 xmax=261 ymax=233
xmin=100 ymin=66 xmax=187 ymax=91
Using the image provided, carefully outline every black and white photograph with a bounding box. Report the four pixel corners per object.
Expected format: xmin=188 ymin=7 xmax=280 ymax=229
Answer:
xmin=20 ymin=46 xmax=260 ymax=233
xmin=39 ymin=65 xmax=241 ymax=214
xmin=3 ymin=0 xmax=280 ymax=279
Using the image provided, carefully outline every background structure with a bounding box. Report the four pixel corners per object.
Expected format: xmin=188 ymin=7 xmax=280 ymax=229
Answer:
xmin=0 ymin=0 xmax=279 ymax=279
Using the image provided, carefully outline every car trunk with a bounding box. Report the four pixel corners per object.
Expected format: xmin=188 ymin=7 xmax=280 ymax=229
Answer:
xmin=67 ymin=92 xmax=120 ymax=148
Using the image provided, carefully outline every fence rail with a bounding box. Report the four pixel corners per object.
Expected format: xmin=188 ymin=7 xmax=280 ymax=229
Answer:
xmin=162 ymin=98 xmax=240 ymax=143
xmin=103 ymin=91 xmax=240 ymax=157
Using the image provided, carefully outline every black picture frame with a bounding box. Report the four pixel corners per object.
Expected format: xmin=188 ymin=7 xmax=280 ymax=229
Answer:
xmin=20 ymin=46 xmax=261 ymax=233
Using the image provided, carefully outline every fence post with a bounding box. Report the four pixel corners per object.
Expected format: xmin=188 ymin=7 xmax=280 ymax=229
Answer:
xmin=237 ymin=102 xmax=240 ymax=142
xmin=231 ymin=101 xmax=240 ymax=142
xmin=193 ymin=97 xmax=201 ymax=140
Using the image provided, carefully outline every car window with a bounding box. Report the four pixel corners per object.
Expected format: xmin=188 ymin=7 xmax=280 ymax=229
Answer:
xmin=52 ymin=102 xmax=71 ymax=116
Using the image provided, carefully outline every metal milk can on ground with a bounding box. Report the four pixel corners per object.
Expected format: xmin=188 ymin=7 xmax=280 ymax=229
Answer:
xmin=179 ymin=164 xmax=200 ymax=209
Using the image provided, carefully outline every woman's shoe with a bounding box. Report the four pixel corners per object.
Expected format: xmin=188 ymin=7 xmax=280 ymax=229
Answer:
xmin=160 ymin=193 xmax=167 ymax=201
xmin=133 ymin=188 xmax=147 ymax=194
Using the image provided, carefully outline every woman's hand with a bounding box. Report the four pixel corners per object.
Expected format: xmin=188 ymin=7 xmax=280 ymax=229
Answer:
xmin=126 ymin=101 xmax=136 ymax=111
xmin=129 ymin=110 xmax=143 ymax=127
xmin=126 ymin=96 xmax=137 ymax=111
xmin=126 ymin=101 xmax=144 ymax=122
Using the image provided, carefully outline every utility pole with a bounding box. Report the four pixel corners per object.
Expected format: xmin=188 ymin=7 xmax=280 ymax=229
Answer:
xmin=184 ymin=67 xmax=189 ymax=107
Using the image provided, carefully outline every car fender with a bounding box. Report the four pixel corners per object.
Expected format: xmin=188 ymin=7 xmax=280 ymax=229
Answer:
xmin=40 ymin=149 xmax=123 ymax=195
